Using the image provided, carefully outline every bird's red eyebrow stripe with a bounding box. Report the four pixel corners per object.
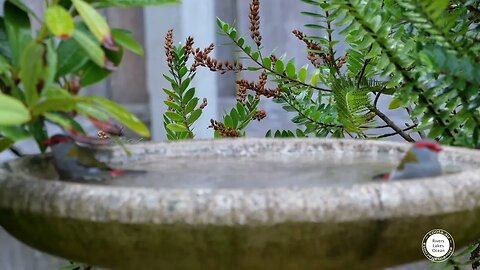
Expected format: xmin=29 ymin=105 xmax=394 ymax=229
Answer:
xmin=414 ymin=141 xmax=443 ymax=152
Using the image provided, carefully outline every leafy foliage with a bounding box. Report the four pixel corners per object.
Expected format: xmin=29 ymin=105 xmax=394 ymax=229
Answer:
xmin=163 ymin=39 xmax=205 ymax=140
xmin=0 ymin=0 xmax=179 ymax=153
xmin=207 ymin=0 xmax=480 ymax=147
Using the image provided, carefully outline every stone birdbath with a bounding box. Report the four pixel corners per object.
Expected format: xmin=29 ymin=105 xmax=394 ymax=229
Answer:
xmin=1 ymin=138 xmax=480 ymax=270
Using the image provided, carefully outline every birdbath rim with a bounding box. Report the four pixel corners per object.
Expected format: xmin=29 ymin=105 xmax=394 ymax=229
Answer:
xmin=1 ymin=138 xmax=480 ymax=227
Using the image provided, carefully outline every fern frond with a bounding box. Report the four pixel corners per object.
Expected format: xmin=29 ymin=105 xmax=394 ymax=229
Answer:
xmin=331 ymin=76 xmax=376 ymax=133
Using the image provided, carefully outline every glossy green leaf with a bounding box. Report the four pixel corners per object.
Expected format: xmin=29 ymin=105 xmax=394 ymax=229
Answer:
xmin=187 ymin=109 xmax=202 ymax=124
xmin=80 ymin=46 xmax=123 ymax=86
xmin=185 ymin=97 xmax=199 ymax=113
xmin=275 ymin=59 xmax=284 ymax=74
xmin=0 ymin=19 xmax=12 ymax=61
xmin=112 ymin=29 xmax=143 ymax=55
xmin=56 ymin=39 xmax=90 ymax=78
xmin=28 ymin=118 xmax=48 ymax=152
xmin=45 ymin=5 xmax=74 ymax=38
xmin=72 ymin=0 xmax=113 ymax=47
xmin=0 ymin=95 xmax=30 ymax=126
xmin=4 ymin=1 xmax=32 ymax=68
xmin=42 ymin=41 xmax=57 ymax=93
xmin=388 ymin=97 xmax=403 ymax=110
xmin=72 ymin=29 xmax=108 ymax=69
xmin=164 ymin=100 xmax=182 ymax=111
xmin=166 ymin=123 xmax=188 ymax=132
xmin=6 ymin=0 xmax=41 ymax=22
xmin=42 ymin=87 xmax=71 ymax=98
xmin=32 ymin=97 xmax=77 ymax=116
xmin=0 ymin=126 xmax=30 ymax=140
xmin=75 ymin=101 xmax=109 ymax=120
xmin=19 ymin=41 xmax=44 ymax=105
xmin=165 ymin=111 xmax=184 ymax=122
xmin=286 ymin=61 xmax=296 ymax=78
xmin=89 ymin=95 xmax=150 ymax=137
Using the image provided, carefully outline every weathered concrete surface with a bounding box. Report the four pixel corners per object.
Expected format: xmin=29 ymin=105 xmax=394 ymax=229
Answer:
xmin=1 ymin=139 xmax=480 ymax=270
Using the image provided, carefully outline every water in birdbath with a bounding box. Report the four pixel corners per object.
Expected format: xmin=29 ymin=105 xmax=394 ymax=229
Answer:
xmin=102 ymin=153 xmax=396 ymax=189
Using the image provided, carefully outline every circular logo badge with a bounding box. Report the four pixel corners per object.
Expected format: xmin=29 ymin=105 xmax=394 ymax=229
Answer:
xmin=422 ymin=229 xmax=455 ymax=262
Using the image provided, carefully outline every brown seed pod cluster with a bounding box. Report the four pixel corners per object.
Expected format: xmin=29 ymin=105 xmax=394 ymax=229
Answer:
xmin=192 ymin=44 xmax=244 ymax=73
xmin=164 ymin=29 xmax=174 ymax=66
xmin=249 ymin=0 xmax=262 ymax=47
xmin=198 ymin=98 xmax=208 ymax=109
xmin=236 ymin=72 xmax=280 ymax=99
xmin=253 ymin=109 xmax=267 ymax=121
xmin=209 ymin=119 xmax=240 ymax=137
xmin=336 ymin=52 xmax=348 ymax=69
xmin=184 ymin=36 xmax=194 ymax=62
xmin=292 ymin=29 xmax=330 ymax=67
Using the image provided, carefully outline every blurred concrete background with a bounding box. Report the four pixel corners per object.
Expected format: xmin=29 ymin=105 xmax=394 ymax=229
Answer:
xmin=0 ymin=0 xmax=428 ymax=269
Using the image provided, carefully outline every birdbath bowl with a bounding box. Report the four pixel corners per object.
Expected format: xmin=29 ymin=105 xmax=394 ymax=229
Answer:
xmin=1 ymin=138 xmax=480 ymax=270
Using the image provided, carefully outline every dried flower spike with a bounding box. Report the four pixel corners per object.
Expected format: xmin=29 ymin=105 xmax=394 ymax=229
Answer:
xmin=249 ymin=0 xmax=262 ymax=47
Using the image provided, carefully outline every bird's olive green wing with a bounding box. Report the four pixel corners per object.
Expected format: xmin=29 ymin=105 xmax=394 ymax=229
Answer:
xmin=396 ymin=149 xmax=418 ymax=170
xmin=67 ymin=145 xmax=111 ymax=169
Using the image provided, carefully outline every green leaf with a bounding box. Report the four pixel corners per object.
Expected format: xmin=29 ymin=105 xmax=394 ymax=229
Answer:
xmin=0 ymin=94 xmax=30 ymax=126
xmin=19 ymin=41 xmax=44 ymax=106
xmin=72 ymin=29 xmax=109 ymax=69
xmin=56 ymin=38 xmax=90 ymax=78
xmin=88 ymin=96 xmax=150 ymax=137
xmin=72 ymin=0 xmax=113 ymax=47
xmin=165 ymin=111 xmax=184 ymax=122
xmin=298 ymin=65 xmax=308 ymax=82
xmin=44 ymin=112 xmax=73 ymax=128
xmin=275 ymin=59 xmax=285 ymax=74
xmin=75 ymin=101 xmax=109 ymax=120
xmin=286 ymin=61 xmax=296 ymax=78
xmin=31 ymin=97 xmax=77 ymax=116
xmin=42 ymin=87 xmax=71 ymax=98
xmin=187 ymin=109 xmax=202 ymax=124
xmin=4 ymin=1 xmax=32 ymax=68
xmin=0 ymin=137 xmax=14 ymax=152
xmin=45 ymin=5 xmax=74 ymax=38
xmin=388 ymin=97 xmax=403 ymax=110
xmin=28 ymin=118 xmax=48 ymax=152
xmin=164 ymin=100 xmax=182 ymax=111
xmin=185 ymin=97 xmax=199 ymax=113
xmin=80 ymin=46 xmax=123 ymax=86
xmin=166 ymin=123 xmax=188 ymax=132
xmin=112 ymin=29 xmax=144 ymax=55
xmin=262 ymin=57 xmax=271 ymax=68
xmin=0 ymin=19 xmax=12 ymax=61
xmin=0 ymin=126 xmax=30 ymax=140
xmin=42 ymin=41 xmax=57 ymax=93
xmin=182 ymin=88 xmax=195 ymax=104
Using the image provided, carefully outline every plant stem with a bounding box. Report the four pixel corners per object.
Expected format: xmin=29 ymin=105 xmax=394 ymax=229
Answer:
xmin=369 ymin=105 xmax=415 ymax=142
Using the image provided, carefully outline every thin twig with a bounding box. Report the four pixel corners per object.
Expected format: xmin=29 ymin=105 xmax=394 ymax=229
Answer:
xmin=374 ymin=124 xmax=417 ymax=139
xmin=369 ymin=105 xmax=415 ymax=142
xmin=9 ymin=146 xmax=23 ymax=157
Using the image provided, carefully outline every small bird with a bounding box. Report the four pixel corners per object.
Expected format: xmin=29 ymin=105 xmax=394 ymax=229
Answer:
xmin=44 ymin=134 xmax=143 ymax=181
xmin=375 ymin=140 xmax=443 ymax=181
